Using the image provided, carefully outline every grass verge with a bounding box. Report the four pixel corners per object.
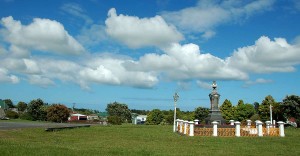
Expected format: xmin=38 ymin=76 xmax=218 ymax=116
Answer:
xmin=0 ymin=124 xmax=299 ymax=156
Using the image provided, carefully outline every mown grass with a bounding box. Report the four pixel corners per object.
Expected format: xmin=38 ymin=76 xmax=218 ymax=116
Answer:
xmin=0 ymin=124 xmax=299 ymax=156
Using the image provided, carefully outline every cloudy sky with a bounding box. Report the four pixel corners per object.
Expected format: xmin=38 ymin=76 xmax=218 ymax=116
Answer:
xmin=0 ymin=0 xmax=300 ymax=111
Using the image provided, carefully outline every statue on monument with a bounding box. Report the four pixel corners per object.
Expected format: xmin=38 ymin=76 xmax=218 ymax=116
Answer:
xmin=205 ymin=81 xmax=226 ymax=125
xmin=209 ymin=81 xmax=220 ymax=111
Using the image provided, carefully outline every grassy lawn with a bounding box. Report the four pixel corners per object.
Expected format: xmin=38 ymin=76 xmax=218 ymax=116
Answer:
xmin=0 ymin=123 xmax=299 ymax=156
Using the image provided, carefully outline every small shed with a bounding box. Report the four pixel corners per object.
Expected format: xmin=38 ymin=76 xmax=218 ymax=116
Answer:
xmin=69 ymin=113 xmax=87 ymax=121
xmin=132 ymin=113 xmax=147 ymax=124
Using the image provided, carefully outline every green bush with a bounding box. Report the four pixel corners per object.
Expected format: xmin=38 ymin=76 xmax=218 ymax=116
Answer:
xmin=5 ymin=110 xmax=19 ymax=119
xmin=107 ymin=116 xmax=122 ymax=125
xmin=19 ymin=112 xmax=33 ymax=120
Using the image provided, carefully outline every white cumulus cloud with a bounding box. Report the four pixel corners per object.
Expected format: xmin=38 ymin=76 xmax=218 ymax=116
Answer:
xmin=227 ymin=36 xmax=300 ymax=73
xmin=1 ymin=16 xmax=85 ymax=55
xmin=161 ymin=0 xmax=274 ymax=35
xmin=0 ymin=68 xmax=19 ymax=84
xmin=105 ymin=8 xmax=183 ymax=48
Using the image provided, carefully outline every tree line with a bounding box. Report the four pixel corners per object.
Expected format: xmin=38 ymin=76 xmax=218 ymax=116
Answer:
xmin=107 ymin=94 xmax=300 ymax=125
xmin=1 ymin=98 xmax=99 ymax=122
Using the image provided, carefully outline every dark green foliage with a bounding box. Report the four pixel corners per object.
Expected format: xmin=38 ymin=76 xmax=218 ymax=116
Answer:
xmin=17 ymin=101 xmax=27 ymax=112
xmin=5 ymin=110 xmax=19 ymax=119
xmin=27 ymin=98 xmax=47 ymax=121
xmin=73 ymin=108 xmax=99 ymax=115
xmin=46 ymin=104 xmax=70 ymax=123
xmin=4 ymin=99 xmax=15 ymax=108
xmin=106 ymin=102 xmax=131 ymax=123
xmin=107 ymin=115 xmax=122 ymax=125
xmin=220 ymin=99 xmax=234 ymax=122
xmin=250 ymin=114 xmax=260 ymax=122
xmin=19 ymin=112 xmax=33 ymax=120
xmin=253 ymin=102 xmax=260 ymax=114
xmin=131 ymin=109 xmax=150 ymax=115
xmin=194 ymin=106 xmax=209 ymax=122
xmin=234 ymin=101 xmax=255 ymax=122
xmin=281 ymin=95 xmax=300 ymax=124
xmin=258 ymin=95 xmax=277 ymax=122
xmin=146 ymin=109 xmax=164 ymax=125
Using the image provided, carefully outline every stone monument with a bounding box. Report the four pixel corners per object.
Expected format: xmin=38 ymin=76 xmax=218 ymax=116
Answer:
xmin=205 ymin=81 xmax=226 ymax=125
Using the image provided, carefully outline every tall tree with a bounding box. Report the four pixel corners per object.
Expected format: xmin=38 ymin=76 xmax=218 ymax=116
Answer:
xmin=220 ymin=99 xmax=234 ymax=122
xmin=194 ymin=107 xmax=209 ymax=123
xmin=253 ymin=102 xmax=260 ymax=114
xmin=47 ymin=104 xmax=70 ymax=123
xmin=146 ymin=109 xmax=164 ymax=125
xmin=106 ymin=102 xmax=131 ymax=123
xmin=281 ymin=95 xmax=300 ymax=124
xmin=4 ymin=99 xmax=15 ymax=108
xmin=235 ymin=103 xmax=255 ymax=122
xmin=17 ymin=101 xmax=27 ymax=112
xmin=27 ymin=98 xmax=47 ymax=121
xmin=258 ymin=95 xmax=277 ymax=122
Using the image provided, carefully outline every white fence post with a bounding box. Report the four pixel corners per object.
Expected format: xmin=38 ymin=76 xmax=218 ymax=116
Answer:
xmin=179 ymin=120 xmax=183 ymax=133
xmin=247 ymin=120 xmax=252 ymax=129
xmin=229 ymin=120 xmax=235 ymax=125
xmin=176 ymin=119 xmax=179 ymax=132
xmin=235 ymin=121 xmax=241 ymax=137
xmin=189 ymin=121 xmax=194 ymax=136
xmin=265 ymin=121 xmax=271 ymax=135
xmin=183 ymin=120 xmax=188 ymax=134
xmin=194 ymin=119 xmax=199 ymax=125
xmin=277 ymin=121 xmax=285 ymax=137
xmin=212 ymin=121 xmax=218 ymax=137
xmin=257 ymin=121 xmax=263 ymax=137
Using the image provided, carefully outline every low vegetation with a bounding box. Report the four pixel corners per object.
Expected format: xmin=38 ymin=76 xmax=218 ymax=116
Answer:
xmin=0 ymin=124 xmax=299 ymax=155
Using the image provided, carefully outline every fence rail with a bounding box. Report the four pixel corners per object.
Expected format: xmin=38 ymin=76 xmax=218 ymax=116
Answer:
xmin=176 ymin=119 xmax=285 ymax=137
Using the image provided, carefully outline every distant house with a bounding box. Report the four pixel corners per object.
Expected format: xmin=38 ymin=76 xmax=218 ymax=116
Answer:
xmin=132 ymin=113 xmax=147 ymax=124
xmin=69 ymin=113 xmax=87 ymax=121
xmin=87 ymin=114 xmax=99 ymax=120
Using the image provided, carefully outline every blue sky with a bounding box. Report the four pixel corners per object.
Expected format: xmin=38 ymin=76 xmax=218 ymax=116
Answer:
xmin=0 ymin=0 xmax=300 ymax=111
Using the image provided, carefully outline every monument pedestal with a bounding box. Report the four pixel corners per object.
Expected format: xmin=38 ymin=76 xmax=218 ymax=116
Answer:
xmin=205 ymin=110 xmax=226 ymax=125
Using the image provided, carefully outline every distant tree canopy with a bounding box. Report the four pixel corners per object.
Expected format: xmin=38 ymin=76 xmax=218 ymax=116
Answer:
xmin=4 ymin=99 xmax=15 ymax=108
xmin=281 ymin=95 xmax=300 ymax=124
xmin=220 ymin=99 xmax=234 ymax=122
xmin=27 ymin=98 xmax=48 ymax=121
xmin=194 ymin=106 xmax=209 ymax=123
xmin=17 ymin=101 xmax=27 ymax=112
xmin=47 ymin=104 xmax=70 ymax=123
xmin=3 ymin=94 xmax=299 ymax=125
xmin=106 ymin=102 xmax=131 ymax=123
xmin=259 ymin=95 xmax=277 ymax=122
xmin=73 ymin=108 xmax=99 ymax=115
xmin=146 ymin=109 xmax=164 ymax=125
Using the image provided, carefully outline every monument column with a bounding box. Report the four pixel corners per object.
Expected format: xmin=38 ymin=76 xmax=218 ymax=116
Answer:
xmin=205 ymin=81 xmax=226 ymax=124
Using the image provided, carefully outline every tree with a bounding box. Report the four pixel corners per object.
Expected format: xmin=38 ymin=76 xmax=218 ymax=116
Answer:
xmin=220 ymin=99 xmax=234 ymax=122
xmin=258 ymin=95 xmax=277 ymax=122
xmin=46 ymin=104 xmax=70 ymax=123
xmin=4 ymin=99 xmax=15 ymax=108
xmin=106 ymin=102 xmax=131 ymax=123
xmin=5 ymin=110 xmax=19 ymax=119
xmin=194 ymin=107 xmax=209 ymax=123
xmin=253 ymin=102 xmax=260 ymax=114
xmin=146 ymin=109 xmax=164 ymax=125
xmin=233 ymin=100 xmax=255 ymax=122
xmin=27 ymin=99 xmax=47 ymax=121
xmin=17 ymin=101 xmax=27 ymax=112
xmin=281 ymin=95 xmax=300 ymax=124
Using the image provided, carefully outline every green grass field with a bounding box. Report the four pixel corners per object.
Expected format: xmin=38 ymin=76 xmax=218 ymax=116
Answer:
xmin=0 ymin=123 xmax=299 ymax=156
